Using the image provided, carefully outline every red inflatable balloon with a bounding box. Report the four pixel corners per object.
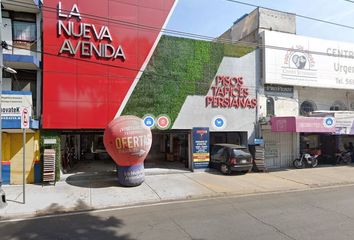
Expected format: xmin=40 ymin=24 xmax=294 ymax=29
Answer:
xmin=104 ymin=115 xmax=152 ymax=167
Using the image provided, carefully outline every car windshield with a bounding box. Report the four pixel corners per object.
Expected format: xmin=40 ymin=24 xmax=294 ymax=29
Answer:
xmin=232 ymin=149 xmax=250 ymax=156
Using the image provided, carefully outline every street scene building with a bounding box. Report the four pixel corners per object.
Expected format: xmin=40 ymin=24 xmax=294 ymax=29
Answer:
xmin=1 ymin=0 xmax=41 ymax=184
xmin=1 ymin=1 xmax=354 ymax=185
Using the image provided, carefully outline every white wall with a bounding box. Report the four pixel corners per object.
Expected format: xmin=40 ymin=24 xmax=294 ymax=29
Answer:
xmin=173 ymin=52 xmax=258 ymax=144
xmin=258 ymin=93 xmax=299 ymax=117
xmin=299 ymin=87 xmax=354 ymax=111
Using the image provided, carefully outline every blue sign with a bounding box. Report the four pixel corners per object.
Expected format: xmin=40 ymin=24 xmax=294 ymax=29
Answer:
xmin=254 ymin=138 xmax=264 ymax=145
xmin=326 ymin=118 xmax=333 ymax=126
xmin=323 ymin=116 xmax=335 ymax=128
xmin=192 ymin=127 xmax=210 ymax=169
xmin=143 ymin=115 xmax=155 ymax=128
xmin=1 ymin=91 xmax=38 ymax=129
xmin=212 ymin=115 xmax=227 ymax=130
xmin=215 ymin=118 xmax=224 ymax=128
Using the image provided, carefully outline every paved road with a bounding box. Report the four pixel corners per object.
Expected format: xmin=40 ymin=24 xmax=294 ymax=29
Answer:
xmin=1 ymin=185 xmax=354 ymax=240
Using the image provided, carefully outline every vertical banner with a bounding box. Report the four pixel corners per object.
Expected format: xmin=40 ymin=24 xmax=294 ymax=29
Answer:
xmin=192 ymin=127 xmax=210 ymax=169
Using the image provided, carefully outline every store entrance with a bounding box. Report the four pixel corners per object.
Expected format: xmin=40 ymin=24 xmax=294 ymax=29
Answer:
xmin=60 ymin=130 xmax=191 ymax=175
xmin=60 ymin=132 xmax=116 ymax=174
xmin=210 ymin=131 xmax=247 ymax=146
xmin=144 ymin=130 xmax=191 ymax=171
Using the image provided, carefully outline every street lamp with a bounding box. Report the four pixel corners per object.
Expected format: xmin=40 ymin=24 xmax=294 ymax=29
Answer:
xmin=3 ymin=66 xmax=17 ymax=74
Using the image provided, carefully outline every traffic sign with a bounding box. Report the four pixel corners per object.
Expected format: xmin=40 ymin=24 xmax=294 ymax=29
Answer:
xmin=20 ymin=107 xmax=30 ymax=129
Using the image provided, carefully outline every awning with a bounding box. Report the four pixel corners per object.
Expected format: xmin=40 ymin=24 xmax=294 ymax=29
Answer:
xmin=2 ymin=0 xmax=41 ymax=13
xmin=3 ymin=54 xmax=40 ymax=70
xmin=2 ymin=118 xmax=39 ymax=130
xmin=271 ymin=116 xmax=335 ymax=133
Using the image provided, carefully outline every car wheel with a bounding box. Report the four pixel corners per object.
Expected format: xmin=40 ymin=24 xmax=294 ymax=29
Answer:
xmin=220 ymin=164 xmax=231 ymax=175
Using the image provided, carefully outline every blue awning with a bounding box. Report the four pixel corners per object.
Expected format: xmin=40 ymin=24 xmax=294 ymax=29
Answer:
xmin=1 ymin=118 xmax=39 ymax=130
xmin=3 ymin=54 xmax=40 ymax=70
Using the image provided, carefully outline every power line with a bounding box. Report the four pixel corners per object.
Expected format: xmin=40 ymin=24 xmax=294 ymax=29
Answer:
xmin=7 ymin=38 xmax=354 ymax=93
xmin=6 ymin=0 xmax=354 ymax=45
xmin=5 ymin=1 xmax=354 ymax=90
xmin=7 ymin=1 xmax=232 ymax=44
xmin=6 ymin=1 xmax=354 ymax=56
xmin=224 ymin=0 xmax=354 ymax=30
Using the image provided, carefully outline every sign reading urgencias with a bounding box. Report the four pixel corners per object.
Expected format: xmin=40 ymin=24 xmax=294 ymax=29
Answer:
xmin=57 ymin=1 xmax=126 ymax=61
xmin=262 ymin=30 xmax=354 ymax=90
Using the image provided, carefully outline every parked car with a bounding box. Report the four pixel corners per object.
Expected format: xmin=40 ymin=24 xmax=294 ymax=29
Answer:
xmin=209 ymin=144 xmax=253 ymax=175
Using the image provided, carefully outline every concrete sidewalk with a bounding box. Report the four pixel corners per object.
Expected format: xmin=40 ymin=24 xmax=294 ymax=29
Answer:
xmin=1 ymin=165 xmax=354 ymax=220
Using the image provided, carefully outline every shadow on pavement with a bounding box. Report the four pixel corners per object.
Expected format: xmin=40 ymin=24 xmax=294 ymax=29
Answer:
xmin=65 ymin=172 xmax=121 ymax=188
xmin=203 ymin=168 xmax=253 ymax=176
xmin=0 ymin=202 xmax=134 ymax=240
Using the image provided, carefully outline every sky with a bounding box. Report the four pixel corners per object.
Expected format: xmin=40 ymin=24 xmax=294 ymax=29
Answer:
xmin=166 ymin=0 xmax=354 ymax=43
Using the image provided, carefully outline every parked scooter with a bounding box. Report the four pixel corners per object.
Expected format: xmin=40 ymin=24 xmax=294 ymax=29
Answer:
xmin=335 ymin=151 xmax=352 ymax=164
xmin=293 ymin=152 xmax=319 ymax=168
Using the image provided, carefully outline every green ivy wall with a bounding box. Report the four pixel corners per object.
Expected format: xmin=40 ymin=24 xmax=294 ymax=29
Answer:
xmin=123 ymin=35 xmax=254 ymax=125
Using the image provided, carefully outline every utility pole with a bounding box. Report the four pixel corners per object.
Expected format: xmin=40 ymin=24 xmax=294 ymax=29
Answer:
xmin=0 ymin=0 xmax=6 ymax=208
xmin=0 ymin=0 xmax=4 ymax=189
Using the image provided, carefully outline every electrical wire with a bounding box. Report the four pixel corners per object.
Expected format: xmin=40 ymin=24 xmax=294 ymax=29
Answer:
xmin=6 ymin=0 xmax=354 ymax=44
xmin=4 ymin=0 xmax=354 ymax=92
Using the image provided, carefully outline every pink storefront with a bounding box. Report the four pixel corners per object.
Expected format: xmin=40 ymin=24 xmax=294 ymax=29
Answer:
xmin=261 ymin=116 xmax=336 ymax=169
xmin=271 ymin=116 xmax=336 ymax=133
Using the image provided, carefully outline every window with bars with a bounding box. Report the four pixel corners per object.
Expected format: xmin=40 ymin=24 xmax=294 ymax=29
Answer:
xmin=266 ymin=97 xmax=275 ymax=116
xmin=13 ymin=21 xmax=36 ymax=42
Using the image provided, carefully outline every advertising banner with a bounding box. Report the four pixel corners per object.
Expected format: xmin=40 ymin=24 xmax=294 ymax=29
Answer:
xmin=192 ymin=127 xmax=210 ymax=169
xmin=1 ymin=91 xmax=32 ymax=129
xmin=263 ymin=30 xmax=354 ymax=90
xmin=333 ymin=113 xmax=354 ymax=135
xmin=271 ymin=116 xmax=336 ymax=133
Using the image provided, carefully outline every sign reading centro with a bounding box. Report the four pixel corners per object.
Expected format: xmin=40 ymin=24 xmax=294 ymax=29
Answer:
xmin=57 ymin=1 xmax=126 ymax=61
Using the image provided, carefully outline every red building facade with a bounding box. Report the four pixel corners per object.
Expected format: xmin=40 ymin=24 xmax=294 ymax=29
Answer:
xmin=42 ymin=0 xmax=176 ymax=129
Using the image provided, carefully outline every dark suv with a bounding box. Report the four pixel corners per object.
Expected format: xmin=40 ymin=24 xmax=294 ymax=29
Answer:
xmin=209 ymin=144 xmax=253 ymax=175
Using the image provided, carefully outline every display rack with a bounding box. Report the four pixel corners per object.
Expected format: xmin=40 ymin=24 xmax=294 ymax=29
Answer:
xmin=253 ymin=146 xmax=267 ymax=172
xmin=43 ymin=149 xmax=56 ymax=184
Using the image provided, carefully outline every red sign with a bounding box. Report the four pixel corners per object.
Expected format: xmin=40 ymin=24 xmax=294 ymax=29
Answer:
xmin=156 ymin=115 xmax=171 ymax=130
xmin=21 ymin=107 xmax=30 ymax=129
xmin=42 ymin=0 xmax=176 ymax=129
xmin=205 ymin=75 xmax=257 ymax=109
xmin=103 ymin=115 xmax=152 ymax=166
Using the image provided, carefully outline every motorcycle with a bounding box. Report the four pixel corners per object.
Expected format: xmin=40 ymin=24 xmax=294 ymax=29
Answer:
xmin=335 ymin=151 xmax=352 ymax=164
xmin=293 ymin=152 xmax=319 ymax=169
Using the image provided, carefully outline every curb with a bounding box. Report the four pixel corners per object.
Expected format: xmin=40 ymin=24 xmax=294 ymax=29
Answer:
xmin=2 ymin=181 xmax=354 ymax=222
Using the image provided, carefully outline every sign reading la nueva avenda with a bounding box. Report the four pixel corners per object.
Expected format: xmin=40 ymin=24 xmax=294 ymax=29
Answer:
xmin=57 ymin=1 xmax=126 ymax=61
